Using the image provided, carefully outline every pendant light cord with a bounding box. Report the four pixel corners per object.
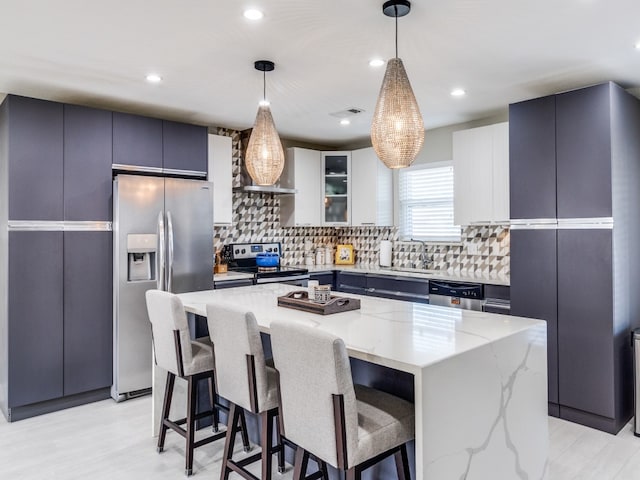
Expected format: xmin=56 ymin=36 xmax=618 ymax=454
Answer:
xmin=395 ymin=5 xmax=398 ymax=58
xmin=263 ymin=70 xmax=266 ymax=102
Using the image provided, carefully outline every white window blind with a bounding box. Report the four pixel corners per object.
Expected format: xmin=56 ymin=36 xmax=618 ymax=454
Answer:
xmin=399 ymin=163 xmax=461 ymax=242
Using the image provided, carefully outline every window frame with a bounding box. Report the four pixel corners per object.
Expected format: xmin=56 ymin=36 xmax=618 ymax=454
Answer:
xmin=397 ymin=161 xmax=462 ymax=244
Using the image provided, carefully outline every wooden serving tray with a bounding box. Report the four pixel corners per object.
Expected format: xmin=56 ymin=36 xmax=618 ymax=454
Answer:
xmin=277 ymin=291 xmax=361 ymax=315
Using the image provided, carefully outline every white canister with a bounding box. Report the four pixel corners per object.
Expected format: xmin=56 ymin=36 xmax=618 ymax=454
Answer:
xmin=379 ymin=240 xmax=392 ymax=267
xmin=324 ymin=246 xmax=333 ymax=265
xmin=315 ymin=248 xmax=324 ymax=266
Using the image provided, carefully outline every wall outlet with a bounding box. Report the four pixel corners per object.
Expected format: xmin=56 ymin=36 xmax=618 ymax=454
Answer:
xmin=467 ymin=244 xmax=479 ymax=255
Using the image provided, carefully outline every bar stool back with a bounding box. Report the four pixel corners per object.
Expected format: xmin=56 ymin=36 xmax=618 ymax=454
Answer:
xmin=271 ymin=320 xmax=415 ymax=480
xmin=206 ymin=303 xmax=284 ymax=480
xmin=146 ymin=290 xmax=226 ymax=476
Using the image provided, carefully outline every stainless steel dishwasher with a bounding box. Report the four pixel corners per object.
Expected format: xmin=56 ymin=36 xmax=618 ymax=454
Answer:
xmin=428 ymin=280 xmax=484 ymax=311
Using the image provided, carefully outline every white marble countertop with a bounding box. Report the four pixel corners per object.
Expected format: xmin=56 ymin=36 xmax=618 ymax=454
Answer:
xmin=178 ymin=284 xmax=541 ymax=374
xmin=289 ymin=263 xmax=510 ymax=286
xmin=213 ymin=271 xmax=254 ymax=282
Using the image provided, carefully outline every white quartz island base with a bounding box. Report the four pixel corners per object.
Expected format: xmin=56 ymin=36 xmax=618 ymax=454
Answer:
xmin=156 ymin=284 xmax=547 ymax=480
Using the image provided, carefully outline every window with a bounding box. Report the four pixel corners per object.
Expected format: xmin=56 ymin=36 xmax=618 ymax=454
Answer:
xmin=398 ymin=162 xmax=461 ymax=242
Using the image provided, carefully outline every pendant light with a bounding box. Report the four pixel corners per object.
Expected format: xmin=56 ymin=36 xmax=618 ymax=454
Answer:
xmin=245 ymin=60 xmax=285 ymax=186
xmin=371 ymin=0 xmax=425 ymax=169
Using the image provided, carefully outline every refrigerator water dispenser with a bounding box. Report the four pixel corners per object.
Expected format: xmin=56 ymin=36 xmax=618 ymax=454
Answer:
xmin=127 ymin=234 xmax=157 ymax=281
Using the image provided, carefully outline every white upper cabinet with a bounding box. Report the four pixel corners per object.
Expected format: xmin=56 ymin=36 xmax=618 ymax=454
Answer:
xmin=351 ymin=147 xmax=393 ymax=226
xmin=280 ymin=147 xmax=322 ymax=227
xmin=208 ymin=134 xmax=233 ymax=225
xmin=453 ymin=122 xmax=509 ymax=225
xmin=322 ymin=151 xmax=351 ymax=226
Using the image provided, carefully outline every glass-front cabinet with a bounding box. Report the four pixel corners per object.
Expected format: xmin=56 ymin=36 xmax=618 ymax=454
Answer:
xmin=322 ymin=151 xmax=351 ymax=225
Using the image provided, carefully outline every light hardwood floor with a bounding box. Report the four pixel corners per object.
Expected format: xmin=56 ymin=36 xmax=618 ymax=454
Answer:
xmin=1 ymin=397 xmax=640 ymax=479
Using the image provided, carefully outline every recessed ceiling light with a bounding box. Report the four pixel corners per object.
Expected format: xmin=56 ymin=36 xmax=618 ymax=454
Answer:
xmin=635 ymin=42 xmax=640 ymax=50
xmin=451 ymin=88 xmax=466 ymax=97
xmin=243 ymin=9 xmax=264 ymax=20
xmin=369 ymin=59 xmax=385 ymax=67
xmin=340 ymin=119 xmax=351 ymax=126
xmin=146 ymin=73 xmax=162 ymax=83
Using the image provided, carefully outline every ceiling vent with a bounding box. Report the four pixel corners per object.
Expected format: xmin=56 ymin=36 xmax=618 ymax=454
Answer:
xmin=329 ymin=108 xmax=365 ymax=119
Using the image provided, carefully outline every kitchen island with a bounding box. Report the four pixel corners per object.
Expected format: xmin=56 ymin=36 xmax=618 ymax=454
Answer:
xmin=156 ymin=284 xmax=547 ymax=479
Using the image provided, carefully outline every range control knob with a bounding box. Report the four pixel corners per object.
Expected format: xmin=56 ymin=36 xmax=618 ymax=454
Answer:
xmin=241 ymin=248 xmax=246 ymax=254
xmin=234 ymin=249 xmax=239 ymax=255
xmin=267 ymin=248 xmax=272 ymax=252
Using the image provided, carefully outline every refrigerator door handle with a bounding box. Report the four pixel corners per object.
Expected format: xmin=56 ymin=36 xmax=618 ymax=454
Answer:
xmin=157 ymin=211 xmax=166 ymax=291
xmin=167 ymin=211 xmax=174 ymax=293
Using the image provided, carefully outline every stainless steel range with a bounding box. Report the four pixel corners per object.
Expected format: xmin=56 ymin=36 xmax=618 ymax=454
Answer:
xmin=221 ymin=242 xmax=309 ymax=286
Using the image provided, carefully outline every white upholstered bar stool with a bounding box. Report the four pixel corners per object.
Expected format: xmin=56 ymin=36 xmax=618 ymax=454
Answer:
xmin=206 ymin=303 xmax=285 ymax=480
xmin=270 ymin=320 xmax=415 ymax=480
xmin=145 ymin=290 xmax=227 ymax=476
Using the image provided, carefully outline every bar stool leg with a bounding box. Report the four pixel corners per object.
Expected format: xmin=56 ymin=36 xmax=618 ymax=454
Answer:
xmin=292 ymin=448 xmax=309 ymax=480
xmin=207 ymin=373 xmax=219 ymax=432
xmin=158 ymin=372 xmax=175 ymax=453
xmin=394 ymin=444 xmax=411 ymax=480
xmin=261 ymin=411 xmax=274 ymax=480
xmin=220 ymin=403 xmax=242 ymax=480
xmin=239 ymin=408 xmax=251 ymax=452
xmin=185 ymin=375 xmax=197 ymax=476
xmin=275 ymin=412 xmax=285 ymax=473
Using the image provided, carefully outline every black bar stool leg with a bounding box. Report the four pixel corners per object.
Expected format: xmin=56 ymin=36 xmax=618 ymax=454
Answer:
xmin=185 ymin=376 xmax=197 ymax=476
xmin=158 ymin=372 xmax=175 ymax=453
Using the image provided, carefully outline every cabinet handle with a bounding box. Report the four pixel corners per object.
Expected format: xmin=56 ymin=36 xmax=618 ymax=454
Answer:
xmin=359 ymin=222 xmax=376 ymax=226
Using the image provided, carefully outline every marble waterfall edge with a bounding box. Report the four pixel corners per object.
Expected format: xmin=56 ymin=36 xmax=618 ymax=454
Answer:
xmin=420 ymin=324 xmax=548 ymax=480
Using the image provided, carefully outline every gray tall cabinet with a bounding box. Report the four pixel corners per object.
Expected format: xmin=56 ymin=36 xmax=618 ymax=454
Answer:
xmin=0 ymin=95 xmax=208 ymax=421
xmin=510 ymin=82 xmax=640 ymax=434
xmin=0 ymin=96 xmax=113 ymax=421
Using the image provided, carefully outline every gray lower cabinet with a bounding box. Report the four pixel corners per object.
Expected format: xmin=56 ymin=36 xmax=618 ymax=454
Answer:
xmin=366 ymin=274 xmax=429 ymax=304
xmin=557 ymin=229 xmax=615 ymax=419
xmin=310 ymin=272 xmax=335 ymax=289
xmin=510 ymin=229 xmax=559 ymax=410
xmin=63 ymin=232 xmax=112 ymax=396
xmin=214 ymin=279 xmax=254 ymax=289
xmin=8 ymin=232 xmax=64 ymax=408
xmin=335 ymin=272 xmax=367 ymax=295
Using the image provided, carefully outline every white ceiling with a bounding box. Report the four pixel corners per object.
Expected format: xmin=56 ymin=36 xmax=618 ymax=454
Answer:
xmin=1 ymin=0 xmax=639 ymax=146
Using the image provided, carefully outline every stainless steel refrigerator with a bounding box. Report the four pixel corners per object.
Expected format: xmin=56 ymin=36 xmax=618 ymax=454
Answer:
xmin=112 ymin=174 xmax=213 ymax=401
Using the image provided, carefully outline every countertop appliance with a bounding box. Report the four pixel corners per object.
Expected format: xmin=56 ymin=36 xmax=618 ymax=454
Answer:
xmin=112 ymin=174 xmax=213 ymax=401
xmin=222 ymin=242 xmax=309 ymax=286
xmin=428 ymin=280 xmax=484 ymax=311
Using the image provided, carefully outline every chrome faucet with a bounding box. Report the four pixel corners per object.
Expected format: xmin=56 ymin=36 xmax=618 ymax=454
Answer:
xmin=410 ymin=238 xmax=429 ymax=270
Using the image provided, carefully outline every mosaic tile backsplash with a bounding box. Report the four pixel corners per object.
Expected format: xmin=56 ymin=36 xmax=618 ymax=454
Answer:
xmin=212 ymin=128 xmax=510 ymax=281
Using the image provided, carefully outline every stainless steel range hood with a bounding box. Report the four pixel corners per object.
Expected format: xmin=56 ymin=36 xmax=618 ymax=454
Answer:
xmin=233 ymin=184 xmax=297 ymax=194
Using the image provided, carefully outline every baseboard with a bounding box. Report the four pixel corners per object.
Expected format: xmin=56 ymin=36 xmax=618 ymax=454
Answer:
xmin=559 ymin=405 xmax=631 ymax=434
xmin=7 ymin=387 xmax=111 ymax=422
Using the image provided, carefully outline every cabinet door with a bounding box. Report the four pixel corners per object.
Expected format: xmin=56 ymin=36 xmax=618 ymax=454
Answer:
xmin=453 ymin=126 xmax=492 ymax=224
xmin=491 ymin=123 xmax=510 ymax=223
xmin=294 ymin=148 xmax=322 ymax=226
xmin=509 ymin=96 xmax=556 ymax=220
xmin=162 ymin=120 xmax=207 ymax=174
xmin=510 ymin=229 xmax=558 ymax=406
xmin=208 ymin=134 xmax=233 ymax=225
xmin=352 ymin=148 xmax=393 ymax=226
xmin=556 ymin=83 xmax=612 ymax=219
xmin=335 ymin=272 xmax=367 ymax=294
xmin=8 ymin=231 xmax=64 ymax=407
xmin=112 ymin=112 xmax=162 ymax=170
xmin=64 ymin=105 xmax=113 ymax=221
xmin=63 ymin=231 xmax=112 ymax=396
xmin=8 ymin=96 xmax=63 ymax=221
xmin=322 ymin=152 xmax=351 ymax=226
xmin=557 ymin=228 xmax=614 ymax=418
